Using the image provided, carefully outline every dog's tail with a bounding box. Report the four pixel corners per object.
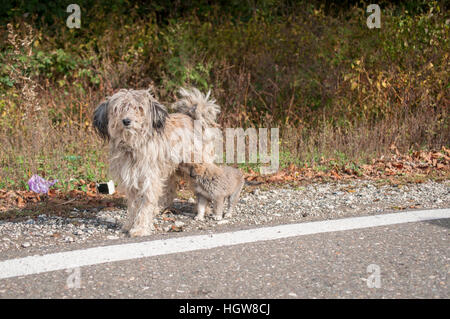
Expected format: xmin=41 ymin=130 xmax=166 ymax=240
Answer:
xmin=172 ymin=87 xmax=220 ymax=127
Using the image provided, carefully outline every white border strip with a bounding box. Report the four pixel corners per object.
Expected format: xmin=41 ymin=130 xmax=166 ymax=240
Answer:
xmin=0 ymin=209 xmax=448 ymax=280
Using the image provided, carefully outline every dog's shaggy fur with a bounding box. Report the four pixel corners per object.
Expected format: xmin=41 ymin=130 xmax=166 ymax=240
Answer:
xmin=179 ymin=163 xmax=244 ymax=221
xmin=93 ymin=88 xmax=220 ymax=237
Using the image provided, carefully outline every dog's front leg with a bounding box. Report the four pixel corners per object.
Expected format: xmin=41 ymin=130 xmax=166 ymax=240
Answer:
xmin=122 ymin=191 xmax=136 ymax=232
xmin=128 ymin=192 xmax=157 ymax=237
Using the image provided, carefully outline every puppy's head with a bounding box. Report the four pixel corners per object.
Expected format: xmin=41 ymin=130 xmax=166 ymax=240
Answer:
xmin=179 ymin=163 xmax=207 ymax=178
xmin=178 ymin=163 xmax=192 ymax=176
xmin=93 ymin=89 xmax=168 ymax=149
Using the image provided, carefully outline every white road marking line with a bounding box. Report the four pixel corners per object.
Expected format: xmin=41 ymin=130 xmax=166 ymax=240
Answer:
xmin=0 ymin=208 xmax=448 ymax=280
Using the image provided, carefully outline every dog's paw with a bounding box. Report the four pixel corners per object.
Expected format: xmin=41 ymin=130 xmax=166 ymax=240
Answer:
xmin=224 ymin=212 xmax=232 ymax=219
xmin=194 ymin=215 xmax=205 ymax=221
xmin=128 ymin=227 xmax=153 ymax=237
xmin=213 ymin=215 xmax=223 ymax=221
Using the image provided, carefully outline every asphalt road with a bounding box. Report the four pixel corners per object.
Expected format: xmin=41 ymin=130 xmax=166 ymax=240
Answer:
xmin=0 ymin=211 xmax=448 ymax=299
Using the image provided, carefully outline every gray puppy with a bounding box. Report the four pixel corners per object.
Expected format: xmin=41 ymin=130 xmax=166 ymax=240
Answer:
xmin=180 ymin=163 xmax=244 ymax=221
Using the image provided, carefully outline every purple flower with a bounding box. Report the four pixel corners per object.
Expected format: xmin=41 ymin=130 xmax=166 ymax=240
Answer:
xmin=27 ymin=175 xmax=58 ymax=194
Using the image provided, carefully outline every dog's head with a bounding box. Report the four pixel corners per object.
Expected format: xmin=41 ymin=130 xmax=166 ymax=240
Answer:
xmin=93 ymin=89 xmax=168 ymax=149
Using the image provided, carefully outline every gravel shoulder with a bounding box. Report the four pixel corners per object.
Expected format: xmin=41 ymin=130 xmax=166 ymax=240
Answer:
xmin=0 ymin=179 xmax=449 ymax=253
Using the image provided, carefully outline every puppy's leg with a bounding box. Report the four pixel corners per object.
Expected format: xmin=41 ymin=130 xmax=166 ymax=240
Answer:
xmin=213 ymin=196 xmax=225 ymax=221
xmin=194 ymin=194 xmax=208 ymax=221
xmin=224 ymin=179 xmax=244 ymax=219
xmin=193 ymin=197 xmax=212 ymax=216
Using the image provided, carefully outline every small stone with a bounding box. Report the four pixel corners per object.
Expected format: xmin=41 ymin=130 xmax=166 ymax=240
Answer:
xmin=288 ymin=292 xmax=298 ymax=297
xmin=21 ymin=242 xmax=31 ymax=248
xmin=174 ymin=221 xmax=185 ymax=228
xmin=107 ymin=235 xmax=119 ymax=240
xmin=100 ymin=216 xmax=116 ymax=224
xmin=64 ymin=236 xmax=74 ymax=243
xmin=169 ymin=225 xmax=183 ymax=232
xmin=217 ymin=220 xmax=229 ymax=225
xmin=188 ymin=197 xmax=195 ymax=203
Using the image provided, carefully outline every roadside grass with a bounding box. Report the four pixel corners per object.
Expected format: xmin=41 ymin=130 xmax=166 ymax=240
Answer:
xmin=0 ymin=2 xmax=448 ymax=192
xmin=0 ymin=144 xmax=109 ymax=192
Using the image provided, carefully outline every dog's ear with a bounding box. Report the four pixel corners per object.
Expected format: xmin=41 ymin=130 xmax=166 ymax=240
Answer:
xmin=93 ymin=101 xmax=110 ymax=140
xmin=152 ymin=101 xmax=168 ymax=132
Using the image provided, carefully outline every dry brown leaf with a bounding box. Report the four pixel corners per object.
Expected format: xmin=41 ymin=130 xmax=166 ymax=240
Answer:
xmin=431 ymin=152 xmax=444 ymax=159
xmin=86 ymin=191 xmax=97 ymax=197
xmin=267 ymin=171 xmax=287 ymax=182
xmin=170 ymin=225 xmax=183 ymax=232
xmin=48 ymin=189 xmax=57 ymax=197
xmin=331 ymin=171 xmax=341 ymax=179
xmin=392 ymin=162 xmax=403 ymax=169
xmin=16 ymin=196 xmax=25 ymax=208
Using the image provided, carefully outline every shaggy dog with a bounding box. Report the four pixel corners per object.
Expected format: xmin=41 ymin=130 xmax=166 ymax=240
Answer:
xmin=93 ymin=88 xmax=220 ymax=237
